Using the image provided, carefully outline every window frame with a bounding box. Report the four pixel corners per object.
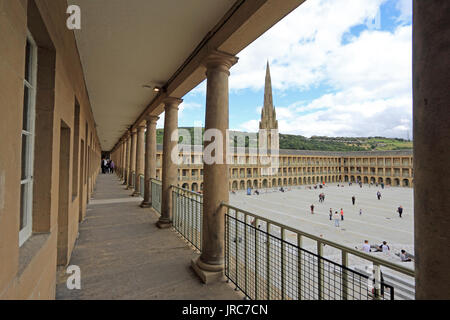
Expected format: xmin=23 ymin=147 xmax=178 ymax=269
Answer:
xmin=19 ymin=31 xmax=38 ymax=247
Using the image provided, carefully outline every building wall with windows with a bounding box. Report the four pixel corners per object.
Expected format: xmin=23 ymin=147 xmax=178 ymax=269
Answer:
xmin=151 ymin=146 xmax=413 ymax=192
xmin=0 ymin=0 xmax=101 ymax=299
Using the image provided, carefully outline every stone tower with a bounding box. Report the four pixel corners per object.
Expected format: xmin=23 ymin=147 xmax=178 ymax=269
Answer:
xmin=259 ymin=61 xmax=279 ymax=151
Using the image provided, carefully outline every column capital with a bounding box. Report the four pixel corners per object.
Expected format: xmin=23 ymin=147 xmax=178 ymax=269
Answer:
xmin=163 ymin=97 xmax=183 ymax=111
xmin=203 ymin=50 xmax=238 ymax=74
xmin=136 ymin=124 xmax=146 ymax=132
xmin=145 ymin=114 xmax=160 ymax=124
xmin=130 ymin=127 xmax=137 ymax=135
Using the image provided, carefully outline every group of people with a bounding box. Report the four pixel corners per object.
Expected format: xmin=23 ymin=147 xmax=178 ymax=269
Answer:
xmin=101 ymin=158 xmax=115 ymax=174
xmin=360 ymin=240 xmax=413 ymax=262
xmin=318 ymin=193 xmax=325 ymax=203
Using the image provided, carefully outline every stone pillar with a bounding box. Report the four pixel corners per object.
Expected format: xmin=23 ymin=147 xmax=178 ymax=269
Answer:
xmin=192 ymin=50 xmax=238 ymax=283
xmin=132 ymin=125 xmax=146 ymax=196
xmin=156 ymin=97 xmax=182 ymax=228
xmin=141 ymin=115 xmax=159 ymax=208
xmin=123 ymin=133 xmax=130 ymax=185
xmin=413 ymin=0 xmax=450 ymax=300
xmin=128 ymin=128 xmax=137 ymax=190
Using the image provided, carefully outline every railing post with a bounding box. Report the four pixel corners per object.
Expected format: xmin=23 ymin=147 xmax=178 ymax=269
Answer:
xmin=297 ymin=235 xmax=302 ymax=300
xmin=235 ymin=210 xmax=239 ymax=290
xmin=266 ymin=222 xmax=271 ymax=300
xmin=341 ymin=251 xmax=348 ymax=300
xmin=373 ymin=263 xmax=382 ymax=300
xmin=281 ymin=227 xmax=286 ymax=300
xmin=244 ymin=214 xmax=248 ymax=298
xmin=317 ymin=241 xmax=324 ymax=300
xmin=255 ymin=218 xmax=259 ymax=299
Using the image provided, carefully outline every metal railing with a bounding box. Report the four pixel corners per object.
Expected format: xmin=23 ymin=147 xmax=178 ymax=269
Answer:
xmin=132 ymin=172 xmax=136 ymax=188
xmin=222 ymin=204 xmax=414 ymax=300
xmin=139 ymin=174 xmax=144 ymax=196
xmin=151 ymin=179 xmax=162 ymax=214
xmin=172 ymin=186 xmax=203 ymax=251
xmin=165 ymin=186 xmax=414 ymax=300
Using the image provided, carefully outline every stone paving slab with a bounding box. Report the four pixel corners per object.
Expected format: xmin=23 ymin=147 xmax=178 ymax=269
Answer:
xmin=56 ymin=174 xmax=241 ymax=300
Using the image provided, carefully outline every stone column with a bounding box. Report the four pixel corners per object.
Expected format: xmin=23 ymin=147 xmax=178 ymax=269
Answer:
xmin=127 ymin=128 xmax=137 ymax=190
xmin=156 ymin=97 xmax=182 ymax=228
xmin=141 ymin=115 xmax=159 ymax=208
xmin=123 ymin=132 xmax=130 ymax=185
xmin=132 ymin=125 xmax=146 ymax=196
xmin=413 ymin=0 xmax=450 ymax=300
xmin=192 ymin=50 xmax=238 ymax=283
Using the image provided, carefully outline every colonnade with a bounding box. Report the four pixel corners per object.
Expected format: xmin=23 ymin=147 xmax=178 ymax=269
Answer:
xmin=110 ymin=50 xmax=237 ymax=282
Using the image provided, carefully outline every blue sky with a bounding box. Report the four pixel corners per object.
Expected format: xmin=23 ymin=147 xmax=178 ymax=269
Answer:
xmin=158 ymin=0 xmax=413 ymax=139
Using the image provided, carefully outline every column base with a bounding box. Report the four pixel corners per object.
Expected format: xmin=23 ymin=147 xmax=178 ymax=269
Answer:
xmin=140 ymin=201 xmax=152 ymax=208
xmin=131 ymin=191 xmax=141 ymax=197
xmin=191 ymin=257 xmax=224 ymax=284
xmin=156 ymin=219 xmax=172 ymax=229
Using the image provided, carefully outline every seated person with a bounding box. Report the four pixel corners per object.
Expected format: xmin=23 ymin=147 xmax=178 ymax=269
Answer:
xmin=397 ymin=249 xmax=413 ymax=262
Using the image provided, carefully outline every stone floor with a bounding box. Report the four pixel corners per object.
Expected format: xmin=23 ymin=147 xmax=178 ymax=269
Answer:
xmin=230 ymin=184 xmax=415 ymax=268
xmin=56 ymin=174 xmax=241 ymax=300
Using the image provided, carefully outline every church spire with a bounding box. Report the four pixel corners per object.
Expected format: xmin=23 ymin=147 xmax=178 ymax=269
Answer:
xmin=263 ymin=60 xmax=274 ymax=115
xmin=260 ymin=61 xmax=278 ymax=130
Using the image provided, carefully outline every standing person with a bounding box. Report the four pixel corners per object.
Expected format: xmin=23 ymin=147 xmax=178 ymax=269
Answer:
xmin=329 ymin=208 xmax=333 ymax=220
xmin=352 ymin=195 xmax=356 ymax=205
xmin=362 ymin=240 xmax=371 ymax=253
xmin=110 ymin=160 xmax=115 ymax=174
xmin=377 ymin=191 xmax=381 ymax=200
xmin=359 ymin=208 xmax=363 ymax=215
xmin=101 ymin=158 xmax=106 ymax=174
xmin=310 ymin=204 xmax=314 ymax=214
xmin=340 ymin=208 xmax=344 ymax=221
xmin=397 ymin=205 xmax=403 ymax=218
xmin=333 ymin=211 xmax=340 ymax=227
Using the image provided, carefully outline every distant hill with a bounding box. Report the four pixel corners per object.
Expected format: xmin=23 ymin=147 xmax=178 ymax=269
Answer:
xmin=155 ymin=128 xmax=412 ymax=151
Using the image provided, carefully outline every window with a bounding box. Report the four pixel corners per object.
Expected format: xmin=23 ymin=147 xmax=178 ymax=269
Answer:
xmin=19 ymin=33 xmax=38 ymax=246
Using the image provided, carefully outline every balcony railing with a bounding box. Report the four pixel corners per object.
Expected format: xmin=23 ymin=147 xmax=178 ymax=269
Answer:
xmin=172 ymin=186 xmax=203 ymax=251
xmin=168 ymin=187 xmax=414 ymax=300
xmin=222 ymin=204 xmax=414 ymax=300
xmin=151 ymin=179 xmax=162 ymax=214
xmin=139 ymin=174 xmax=144 ymax=196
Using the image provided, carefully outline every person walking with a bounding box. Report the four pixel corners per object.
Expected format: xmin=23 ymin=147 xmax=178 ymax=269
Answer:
xmin=333 ymin=211 xmax=340 ymax=227
xmin=397 ymin=205 xmax=403 ymax=218
xmin=340 ymin=208 xmax=344 ymax=221
xmin=359 ymin=208 xmax=363 ymax=215
xmin=352 ymin=195 xmax=356 ymax=205
xmin=110 ymin=160 xmax=115 ymax=174
xmin=329 ymin=208 xmax=333 ymax=220
xmin=310 ymin=204 xmax=314 ymax=214
xmin=377 ymin=191 xmax=381 ymax=200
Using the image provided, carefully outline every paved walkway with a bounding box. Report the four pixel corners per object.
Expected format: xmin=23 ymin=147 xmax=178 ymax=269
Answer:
xmin=56 ymin=174 xmax=241 ymax=300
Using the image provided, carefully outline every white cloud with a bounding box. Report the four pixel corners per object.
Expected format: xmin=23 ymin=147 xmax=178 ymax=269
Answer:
xmin=233 ymin=0 xmax=412 ymax=139
xmin=396 ymin=0 xmax=413 ymax=24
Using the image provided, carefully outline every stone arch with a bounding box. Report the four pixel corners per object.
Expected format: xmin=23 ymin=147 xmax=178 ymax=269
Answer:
xmin=378 ymin=177 xmax=384 ymax=184
xmin=364 ymin=176 xmax=369 ymax=184
xmin=272 ymin=178 xmax=277 ymax=187
xmin=344 ymin=175 xmax=349 ymax=182
xmin=247 ymin=180 xmax=252 ymax=189
xmin=191 ymin=183 xmax=198 ymax=192
xmin=232 ymin=181 xmax=238 ymax=190
xmin=386 ymin=178 xmax=391 ymax=185
xmin=288 ymin=178 xmax=292 ymax=185
xmin=293 ymin=177 xmax=297 ymax=185
xmin=253 ymin=179 xmax=258 ymax=188
xmin=278 ymin=178 xmax=282 ymax=186
xmin=394 ymin=178 xmax=400 ymax=186
xmin=182 ymin=183 xmax=189 ymax=190
xmin=283 ymin=178 xmax=287 ymax=185
xmin=402 ymin=179 xmax=409 ymax=187
xmin=262 ymin=179 xmax=268 ymax=188
xmin=240 ymin=180 xmax=245 ymax=190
